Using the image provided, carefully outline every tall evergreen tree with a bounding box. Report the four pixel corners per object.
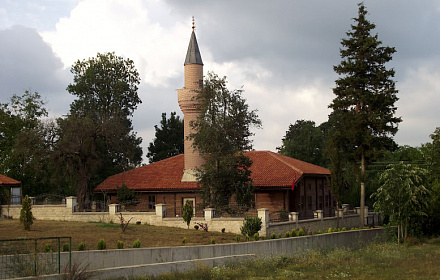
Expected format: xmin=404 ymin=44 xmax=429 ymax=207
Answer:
xmin=189 ymin=72 xmax=261 ymax=209
xmin=147 ymin=112 xmax=184 ymax=163
xmin=328 ymin=3 xmax=401 ymax=226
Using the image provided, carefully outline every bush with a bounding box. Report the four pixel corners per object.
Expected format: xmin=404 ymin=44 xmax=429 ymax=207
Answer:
xmin=182 ymin=200 xmax=193 ymax=229
xmin=97 ymin=239 xmax=106 ymax=250
xmin=62 ymin=243 xmax=70 ymax=252
xmin=285 ymin=231 xmax=291 ymax=238
xmin=211 ymin=238 xmax=215 ymax=244
xmin=254 ymin=233 xmax=260 ymax=241
xmin=117 ymin=240 xmax=124 ymax=249
xmin=291 ymin=229 xmax=297 ymax=237
xmin=240 ymin=216 xmax=262 ymax=236
xmin=44 ymin=243 xmax=52 ymax=252
xmin=298 ymin=228 xmax=306 ymax=236
xmin=235 ymin=236 xmax=241 ymax=242
xmin=328 ymin=227 xmax=333 ymax=233
xmin=316 ymin=230 xmax=323 ymax=234
xmin=78 ymin=242 xmax=86 ymax=251
xmin=182 ymin=237 xmax=187 ymax=245
xmin=133 ymin=239 xmax=140 ymax=248
xmin=278 ymin=233 xmax=282 ymax=239
xmin=270 ymin=233 xmax=277 ymax=239
xmin=341 ymin=227 xmax=347 ymax=231
xmin=222 ymin=228 xmax=226 ymax=233
xmin=194 ymin=225 xmax=199 ymax=230
xmin=19 ymin=195 xmax=33 ymax=230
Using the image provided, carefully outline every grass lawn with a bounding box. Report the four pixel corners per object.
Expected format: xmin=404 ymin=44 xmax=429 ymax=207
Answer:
xmin=145 ymin=238 xmax=440 ymax=280
xmin=0 ymin=219 xmax=237 ymax=250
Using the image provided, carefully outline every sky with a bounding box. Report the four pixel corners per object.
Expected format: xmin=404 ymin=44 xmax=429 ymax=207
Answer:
xmin=1 ymin=0 xmax=439 ymax=164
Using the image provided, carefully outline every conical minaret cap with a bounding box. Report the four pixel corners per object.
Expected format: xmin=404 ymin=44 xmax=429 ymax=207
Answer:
xmin=184 ymin=29 xmax=203 ymax=65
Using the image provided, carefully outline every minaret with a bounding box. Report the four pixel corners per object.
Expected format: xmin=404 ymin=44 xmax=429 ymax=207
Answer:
xmin=178 ymin=18 xmax=204 ymax=182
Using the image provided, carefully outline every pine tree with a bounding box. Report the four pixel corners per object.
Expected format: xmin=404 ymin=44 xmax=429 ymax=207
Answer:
xmin=329 ymin=3 xmax=401 ymax=226
xmin=20 ymin=195 xmax=33 ymax=230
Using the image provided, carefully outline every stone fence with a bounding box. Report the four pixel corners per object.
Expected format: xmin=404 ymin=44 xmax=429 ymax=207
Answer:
xmin=0 ymin=197 xmax=380 ymax=237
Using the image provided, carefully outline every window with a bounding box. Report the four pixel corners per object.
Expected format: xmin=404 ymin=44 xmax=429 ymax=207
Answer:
xmin=318 ymin=196 xmax=323 ymax=209
xmin=307 ymin=196 xmax=312 ymax=209
xmin=148 ymin=196 xmax=156 ymax=209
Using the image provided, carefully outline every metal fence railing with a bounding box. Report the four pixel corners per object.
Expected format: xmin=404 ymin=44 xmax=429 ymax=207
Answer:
xmin=0 ymin=237 xmax=71 ymax=279
xmin=74 ymin=201 xmax=108 ymax=212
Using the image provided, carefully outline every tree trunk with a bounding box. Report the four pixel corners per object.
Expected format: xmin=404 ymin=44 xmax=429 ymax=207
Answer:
xmin=336 ymin=201 xmax=340 ymax=229
xmin=360 ymin=151 xmax=365 ymax=228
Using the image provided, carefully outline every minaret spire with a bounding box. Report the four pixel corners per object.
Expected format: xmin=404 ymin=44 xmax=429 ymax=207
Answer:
xmin=177 ymin=18 xmax=204 ymax=182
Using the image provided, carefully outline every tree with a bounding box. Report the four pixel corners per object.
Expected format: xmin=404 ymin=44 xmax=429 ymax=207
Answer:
xmin=20 ymin=195 xmax=33 ymax=230
xmin=277 ymin=120 xmax=326 ymax=166
xmin=190 ymin=72 xmax=261 ymax=209
xmin=328 ymin=3 xmax=401 ymax=226
xmin=371 ymin=162 xmax=429 ymax=243
xmin=147 ymin=112 xmax=184 ymax=163
xmin=55 ymin=52 xmax=143 ymax=206
xmin=182 ymin=200 xmax=194 ymax=229
xmin=116 ymin=183 xmax=137 ymax=206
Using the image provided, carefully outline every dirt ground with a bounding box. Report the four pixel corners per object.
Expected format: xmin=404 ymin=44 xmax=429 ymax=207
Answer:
xmin=0 ymin=218 xmax=238 ymax=251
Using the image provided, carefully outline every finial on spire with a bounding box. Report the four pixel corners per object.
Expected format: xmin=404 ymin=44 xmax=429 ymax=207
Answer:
xmin=192 ymin=16 xmax=195 ymax=31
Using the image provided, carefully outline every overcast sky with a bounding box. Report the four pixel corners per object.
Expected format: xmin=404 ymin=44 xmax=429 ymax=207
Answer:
xmin=1 ymin=0 xmax=439 ymax=164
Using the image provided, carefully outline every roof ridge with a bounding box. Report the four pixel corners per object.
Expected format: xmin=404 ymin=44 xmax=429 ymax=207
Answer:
xmin=266 ymin=151 xmax=303 ymax=174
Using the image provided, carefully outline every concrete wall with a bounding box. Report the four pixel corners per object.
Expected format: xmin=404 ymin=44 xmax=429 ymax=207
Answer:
xmin=9 ymin=228 xmax=384 ymax=279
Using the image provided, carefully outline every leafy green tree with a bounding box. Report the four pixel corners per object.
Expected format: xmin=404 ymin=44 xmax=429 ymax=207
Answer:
xmin=278 ymin=120 xmax=327 ymax=166
xmin=328 ymin=3 xmax=401 ymax=226
xmin=55 ymin=52 xmax=143 ymax=206
xmin=190 ymin=72 xmax=261 ymax=209
xmin=182 ymin=200 xmax=194 ymax=229
xmin=147 ymin=112 xmax=184 ymax=163
xmin=371 ymin=162 xmax=429 ymax=243
xmin=116 ymin=183 xmax=137 ymax=206
xmin=20 ymin=195 xmax=33 ymax=230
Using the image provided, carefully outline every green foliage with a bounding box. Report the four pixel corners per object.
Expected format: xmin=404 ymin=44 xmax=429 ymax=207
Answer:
xmin=240 ymin=216 xmax=262 ymax=236
xmin=147 ymin=112 xmax=184 ymax=163
xmin=278 ymin=233 xmax=282 ymax=239
xmin=44 ymin=243 xmax=53 ymax=252
xmin=190 ymin=72 xmax=261 ymax=208
xmin=278 ymin=120 xmax=327 ymax=166
xmin=182 ymin=200 xmax=194 ymax=229
xmin=97 ymin=238 xmax=106 ymax=250
xmin=62 ymin=243 xmax=70 ymax=252
xmin=291 ymin=229 xmax=297 ymax=237
xmin=285 ymin=231 xmax=291 ymax=238
xmin=210 ymin=238 xmax=216 ymax=244
xmin=254 ymin=233 xmax=260 ymax=241
xmin=298 ymin=228 xmax=306 ymax=236
xmin=116 ymin=184 xmax=137 ymax=205
xmin=182 ymin=237 xmax=187 ymax=245
xmin=371 ymin=162 xmax=429 ymax=242
xmin=235 ymin=235 xmax=241 ymax=242
xmin=270 ymin=233 xmax=276 ymax=239
xmin=341 ymin=227 xmax=347 ymax=231
xmin=328 ymin=228 xmax=333 ymax=233
xmin=117 ymin=240 xmax=124 ymax=249
xmin=78 ymin=242 xmax=86 ymax=251
xmin=328 ymin=3 xmax=401 ymax=226
xmin=19 ymin=195 xmax=33 ymax=230
xmin=57 ymin=52 xmax=143 ymax=206
xmin=133 ymin=239 xmax=140 ymax=248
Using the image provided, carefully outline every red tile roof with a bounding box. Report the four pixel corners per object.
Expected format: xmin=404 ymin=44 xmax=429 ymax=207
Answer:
xmin=0 ymin=174 xmax=21 ymax=186
xmin=94 ymin=151 xmax=330 ymax=192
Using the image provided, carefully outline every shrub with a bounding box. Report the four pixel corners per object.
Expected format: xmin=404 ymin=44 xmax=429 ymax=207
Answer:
xmin=240 ymin=216 xmax=262 ymax=236
xmin=97 ymin=239 xmax=106 ymax=250
xmin=341 ymin=227 xmax=347 ymax=231
xmin=278 ymin=233 xmax=282 ymax=239
xmin=182 ymin=237 xmax=187 ymax=245
xmin=285 ymin=231 xmax=291 ymax=238
xmin=44 ymin=243 xmax=52 ymax=252
xmin=221 ymin=228 xmax=226 ymax=233
xmin=316 ymin=230 xmax=323 ymax=234
xmin=298 ymin=228 xmax=306 ymax=236
xmin=254 ymin=233 xmax=260 ymax=241
xmin=19 ymin=195 xmax=33 ymax=230
xmin=291 ymin=229 xmax=297 ymax=237
xmin=194 ymin=225 xmax=199 ymax=230
xmin=245 ymin=234 xmax=250 ymax=241
xmin=182 ymin=200 xmax=193 ymax=229
xmin=117 ymin=240 xmax=124 ymax=249
xmin=235 ymin=236 xmax=241 ymax=242
xmin=78 ymin=242 xmax=86 ymax=251
xmin=133 ymin=239 xmax=140 ymax=248
xmin=210 ymin=238 xmax=215 ymax=244
xmin=270 ymin=233 xmax=277 ymax=239
xmin=62 ymin=243 xmax=70 ymax=252
xmin=328 ymin=227 xmax=333 ymax=233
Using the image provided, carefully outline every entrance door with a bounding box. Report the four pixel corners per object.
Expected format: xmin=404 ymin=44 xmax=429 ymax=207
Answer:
xmin=183 ymin=198 xmax=196 ymax=216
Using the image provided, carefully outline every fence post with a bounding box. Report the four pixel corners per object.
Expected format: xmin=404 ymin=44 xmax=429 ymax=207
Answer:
xmin=109 ymin=204 xmax=119 ymax=215
xmin=342 ymin=204 xmax=350 ymax=213
xmin=66 ymin=196 xmax=77 ymax=212
xmin=290 ymin=212 xmax=299 ymax=229
xmin=258 ymin=208 xmax=269 ymax=237
xmin=155 ymin=204 xmax=166 ymax=218
xmin=314 ymin=210 xmax=324 ymax=221
xmin=204 ymin=208 xmax=215 ymax=221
